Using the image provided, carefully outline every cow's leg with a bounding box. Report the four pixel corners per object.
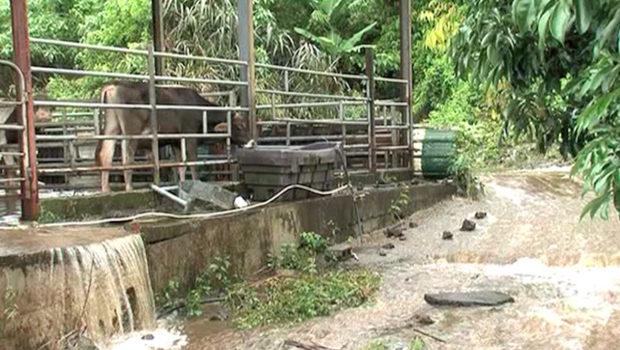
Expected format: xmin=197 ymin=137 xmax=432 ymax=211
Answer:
xmin=98 ymin=123 xmax=121 ymax=193
xmin=172 ymin=147 xmax=186 ymax=183
xmin=187 ymin=140 xmax=199 ymax=181
xmin=121 ymin=139 xmax=137 ymax=192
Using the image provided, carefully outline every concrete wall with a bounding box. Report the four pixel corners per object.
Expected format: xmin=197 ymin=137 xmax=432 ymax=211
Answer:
xmin=140 ymin=183 xmax=455 ymax=294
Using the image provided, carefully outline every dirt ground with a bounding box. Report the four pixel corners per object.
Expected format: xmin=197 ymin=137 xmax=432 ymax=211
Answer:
xmin=183 ymin=168 xmax=620 ymax=350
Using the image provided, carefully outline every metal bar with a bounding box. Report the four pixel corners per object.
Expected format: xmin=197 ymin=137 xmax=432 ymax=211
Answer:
xmin=378 ymin=145 xmax=410 ymax=151
xmin=0 ymin=101 xmax=21 ymax=107
xmin=31 ymin=37 xmax=148 ymax=55
xmin=256 ymin=62 xmax=367 ymax=81
xmin=0 ymin=125 xmax=24 ymax=131
xmin=267 ymin=118 xmax=368 ymax=126
xmin=11 ymin=0 xmax=39 ymax=220
xmin=376 ymin=101 xmax=408 ymax=107
xmin=151 ymin=184 xmax=189 ymax=207
xmin=0 ymin=152 xmax=24 ymax=156
xmin=375 ymin=77 xmax=408 ymax=84
xmin=32 ymin=66 xmax=148 ymax=80
xmin=238 ymin=0 xmax=257 ymax=139
xmin=34 ymin=100 xmax=248 ymax=112
xmin=35 ymin=133 xmax=229 ymax=141
xmin=256 ymin=100 xmax=366 ymax=109
xmin=153 ymin=51 xmax=247 ymax=66
xmin=366 ymin=48 xmax=377 ymax=176
xmin=154 ymin=75 xmax=248 ymax=87
xmin=151 ymin=0 xmax=164 ymax=75
xmin=37 ymin=159 xmax=235 ymax=174
xmin=202 ymin=111 xmax=208 ymax=134
xmin=271 ymin=93 xmax=276 ymax=120
xmin=258 ymin=89 xmax=367 ymax=101
xmin=400 ymin=0 xmax=414 ymax=173
xmin=284 ymin=70 xmax=289 ymax=92
xmin=285 ymin=122 xmax=291 ymax=147
xmin=147 ymin=45 xmax=161 ymax=185
xmin=0 ymin=178 xmax=26 ymax=183
xmin=258 ymin=135 xmax=368 ymax=142
xmin=339 ymin=100 xmax=346 ymax=146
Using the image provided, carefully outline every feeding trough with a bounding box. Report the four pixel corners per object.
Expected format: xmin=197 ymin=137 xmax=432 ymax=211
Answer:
xmin=237 ymin=142 xmax=342 ymax=201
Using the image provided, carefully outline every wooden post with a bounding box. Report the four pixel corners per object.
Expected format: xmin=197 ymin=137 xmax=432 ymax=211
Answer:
xmin=151 ymin=0 xmax=164 ymax=75
xmin=237 ymin=0 xmax=257 ymax=139
xmin=365 ymin=49 xmax=376 ymax=177
xmin=11 ymin=0 xmax=39 ymax=220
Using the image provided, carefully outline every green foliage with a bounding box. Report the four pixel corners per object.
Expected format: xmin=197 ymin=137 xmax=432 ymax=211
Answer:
xmin=299 ymin=231 xmax=328 ymax=254
xmin=155 ymin=256 xmax=230 ymax=317
xmin=388 ymin=187 xmax=410 ymax=222
xmin=229 ymin=268 xmax=380 ymax=329
xmin=359 ymin=338 xmax=425 ymax=350
xmin=267 ymin=232 xmax=327 ymax=273
xmin=453 ymin=0 xmax=620 ymax=218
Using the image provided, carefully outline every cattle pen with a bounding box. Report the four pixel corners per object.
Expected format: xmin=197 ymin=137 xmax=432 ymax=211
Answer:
xmin=0 ymin=0 xmax=448 ymax=221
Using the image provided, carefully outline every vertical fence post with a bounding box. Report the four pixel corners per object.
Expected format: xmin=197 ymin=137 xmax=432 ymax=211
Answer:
xmin=365 ymin=48 xmax=376 ymax=177
xmin=339 ymin=100 xmax=345 ymax=147
xmin=284 ymin=70 xmax=289 ymax=92
xmin=147 ymin=45 xmax=161 ymax=184
xmin=11 ymin=0 xmax=39 ymax=220
xmin=229 ymin=90 xmax=239 ymax=182
xmin=151 ymin=0 xmax=164 ymax=75
xmin=238 ymin=0 xmax=257 ymax=140
xmin=399 ymin=0 xmax=413 ymax=172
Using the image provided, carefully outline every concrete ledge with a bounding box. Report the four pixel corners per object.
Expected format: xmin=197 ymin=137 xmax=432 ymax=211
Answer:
xmin=140 ymin=183 xmax=455 ymax=294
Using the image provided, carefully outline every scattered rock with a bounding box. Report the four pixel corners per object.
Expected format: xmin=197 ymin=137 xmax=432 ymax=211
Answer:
xmin=399 ymin=236 xmax=407 ymax=241
xmin=356 ymin=183 xmax=365 ymax=191
xmin=411 ymin=178 xmax=420 ymax=185
xmin=409 ymin=222 xmax=418 ymax=229
xmin=141 ymin=334 xmax=155 ymax=341
xmin=382 ymin=243 xmax=396 ymax=250
xmin=412 ymin=313 xmax=435 ymax=326
xmin=327 ymin=243 xmax=353 ymax=262
xmin=424 ymin=291 xmax=515 ymax=307
xmin=461 ymin=219 xmax=476 ymax=231
xmin=70 ymin=336 xmax=100 ymax=350
xmin=379 ymin=249 xmax=388 ymax=257
xmin=475 ymin=211 xmax=487 ymax=219
xmin=442 ymin=231 xmax=454 ymax=240
xmin=384 ymin=223 xmax=404 ymax=238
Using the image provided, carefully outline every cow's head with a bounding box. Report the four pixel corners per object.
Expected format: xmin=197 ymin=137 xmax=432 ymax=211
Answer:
xmin=214 ymin=112 xmax=253 ymax=147
xmin=34 ymin=106 xmax=52 ymax=122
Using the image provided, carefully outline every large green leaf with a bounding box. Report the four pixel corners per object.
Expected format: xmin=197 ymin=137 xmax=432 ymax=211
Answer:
xmin=574 ymin=0 xmax=592 ymax=33
xmin=549 ymin=0 xmax=571 ymax=44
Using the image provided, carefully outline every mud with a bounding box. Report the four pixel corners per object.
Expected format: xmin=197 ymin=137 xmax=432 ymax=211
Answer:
xmin=181 ymin=168 xmax=620 ymax=350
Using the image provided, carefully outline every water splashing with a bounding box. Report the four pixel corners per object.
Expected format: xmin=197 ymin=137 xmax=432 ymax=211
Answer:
xmin=0 ymin=234 xmax=156 ymax=350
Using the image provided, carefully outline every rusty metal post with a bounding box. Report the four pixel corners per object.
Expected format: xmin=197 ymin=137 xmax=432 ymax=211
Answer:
xmin=11 ymin=0 xmax=39 ymax=220
xmin=147 ymin=45 xmax=161 ymax=184
xmin=237 ymin=0 xmax=257 ymax=139
xmin=365 ymin=49 xmax=376 ymax=177
xmin=400 ymin=0 xmax=413 ymax=171
xmin=151 ymin=0 xmax=164 ymax=75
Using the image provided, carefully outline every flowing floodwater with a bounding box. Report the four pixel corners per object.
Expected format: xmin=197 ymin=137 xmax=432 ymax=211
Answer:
xmin=180 ymin=169 xmax=620 ymax=350
xmin=0 ymin=233 xmax=157 ymax=350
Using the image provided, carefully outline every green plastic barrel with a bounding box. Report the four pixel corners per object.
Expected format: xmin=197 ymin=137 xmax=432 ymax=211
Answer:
xmin=413 ymin=128 xmax=456 ymax=178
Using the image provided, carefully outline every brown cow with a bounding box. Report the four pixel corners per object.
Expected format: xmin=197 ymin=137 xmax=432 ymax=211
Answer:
xmin=96 ymin=81 xmax=252 ymax=192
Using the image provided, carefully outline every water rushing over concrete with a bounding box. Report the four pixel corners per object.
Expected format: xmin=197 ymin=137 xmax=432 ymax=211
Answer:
xmin=0 ymin=233 xmax=156 ymax=350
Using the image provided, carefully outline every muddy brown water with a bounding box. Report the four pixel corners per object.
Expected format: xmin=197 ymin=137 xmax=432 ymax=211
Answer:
xmin=177 ymin=169 xmax=620 ymax=349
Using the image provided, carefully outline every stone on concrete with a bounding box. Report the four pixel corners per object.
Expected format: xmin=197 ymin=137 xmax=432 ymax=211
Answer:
xmin=409 ymin=222 xmax=418 ymax=229
xmin=141 ymin=334 xmax=155 ymax=341
xmin=385 ymin=223 xmax=404 ymax=238
xmin=475 ymin=212 xmax=487 ymax=219
xmin=461 ymin=219 xmax=476 ymax=231
xmin=411 ymin=313 xmax=435 ymax=325
xmin=424 ymin=291 xmax=515 ymax=307
xmin=382 ymin=243 xmax=396 ymax=250
xmin=327 ymin=243 xmax=353 ymax=261
xmin=442 ymin=231 xmax=454 ymax=240
xmin=399 ymin=236 xmax=407 ymax=241
xmin=379 ymin=250 xmax=388 ymax=256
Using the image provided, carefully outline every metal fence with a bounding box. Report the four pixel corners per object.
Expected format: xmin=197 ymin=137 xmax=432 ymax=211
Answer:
xmin=2 ymin=39 xmax=414 ymax=197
